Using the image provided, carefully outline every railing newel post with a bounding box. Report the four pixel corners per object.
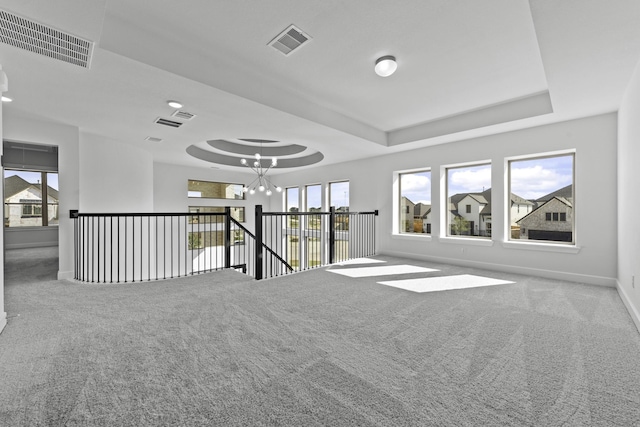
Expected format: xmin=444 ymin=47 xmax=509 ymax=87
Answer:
xmin=329 ymin=206 xmax=336 ymax=264
xmin=225 ymin=207 xmax=232 ymax=269
xmin=255 ymin=205 xmax=263 ymax=280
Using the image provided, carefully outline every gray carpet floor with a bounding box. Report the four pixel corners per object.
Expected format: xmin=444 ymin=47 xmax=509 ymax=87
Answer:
xmin=1 ymin=247 xmax=639 ymax=426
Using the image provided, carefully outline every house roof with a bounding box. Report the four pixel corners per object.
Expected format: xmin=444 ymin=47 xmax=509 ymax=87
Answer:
xmin=536 ymin=185 xmax=573 ymax=202
xmin=516 ymin=196 xmax=573 ymax=224
xmin=4 ymin=175 xmax=33 ymax=199
xmin=414 ymin=203 xmax=431 ymax=217
xmin=4 ymin=175 xmax=59 ymax=201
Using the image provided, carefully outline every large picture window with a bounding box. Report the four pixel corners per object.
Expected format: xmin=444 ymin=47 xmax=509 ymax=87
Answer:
xmin=509 ymin=153 xmax=574 ymax=243
xmin=446 ymin=163 xmax=491 ymax=238
xmin=4 ymin=170 xmax=59 ymax=227
xmin=399 ymin=170 xmax=431 ymax=234
xmin=187 ymin=180 xmax=244 ymax=200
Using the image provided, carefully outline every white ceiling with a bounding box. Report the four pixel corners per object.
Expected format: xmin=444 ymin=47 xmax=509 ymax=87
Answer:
xmin=0 ymin=0 xmax=639 ymax=173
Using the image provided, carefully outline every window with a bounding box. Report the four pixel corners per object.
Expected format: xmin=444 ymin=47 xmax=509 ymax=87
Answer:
xmin=286 ymin=187 xmax=299 ymax=229
xmin=305 ymin=184 xmax=322 ymax=212
xmin=188 ymin=206 xmax=245 ymax=223
xmin=329 ymin=181 xmax=349 ymax=211
xmin=399 ymin=170 xmax=431 ymax=234
xmin=446 ymin=163 xmax=491 ymax=237
xmin=509 ymin=153 xmax=574 ymax=244
xmin=4 ymin=170 xmax=59 ymax=227
xmin=187 ymin=180 xmax=244 ymax=200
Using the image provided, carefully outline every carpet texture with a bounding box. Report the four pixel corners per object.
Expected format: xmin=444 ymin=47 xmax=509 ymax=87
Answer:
xmin=1 ymin=247 xmax=639 ymax=426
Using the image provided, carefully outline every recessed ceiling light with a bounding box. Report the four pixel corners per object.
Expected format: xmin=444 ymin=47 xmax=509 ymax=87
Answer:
xmin=375 ymin=55 xmax=397 ymax=77
xmin=1 ymin=96 xmax=13 ymax=102
xmin=167 ymin=100 xmax=183 ymax=109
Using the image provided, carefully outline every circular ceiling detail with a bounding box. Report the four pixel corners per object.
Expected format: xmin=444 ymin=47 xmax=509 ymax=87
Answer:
xmin=186 ymin=138 xmax=324 ymax=169
xmin=207 ymin=139 xmax=307 ymax=156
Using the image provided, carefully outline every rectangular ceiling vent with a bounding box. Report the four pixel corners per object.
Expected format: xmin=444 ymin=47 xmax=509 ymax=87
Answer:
xmin=144 ymin=136 xmax=163 ymax=143
xmin=154 ymin=117 xmax=183 ymax=128
xmin=0 ymin=8 xmax=94 ymax=68
xmin=171 ymin=110 xmax=196 ymax=121
xmin=268 ymin=25 xmax=310 ymax=56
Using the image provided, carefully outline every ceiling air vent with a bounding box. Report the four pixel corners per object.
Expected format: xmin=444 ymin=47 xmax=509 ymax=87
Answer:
xmin=171 ymin=110 xmax=196 ymax=121
xmin=268 ymin=25 xmax=310 ymax=56
xmin=154 ymin=117 xmax=183 ymax=128
xmin=145 ymin=136 xmax=163 ymax=143
xmin=0 ymin=8 xmax=93 ymax=68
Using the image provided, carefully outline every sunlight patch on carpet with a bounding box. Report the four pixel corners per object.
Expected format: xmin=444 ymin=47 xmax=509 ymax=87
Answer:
xmin=333 ymin=258 xmax=386 ymax=266
xmin=378 ymin=274 xmax=515 ymax=293
xmin=328 ymin=264 xmax=438 ymax=278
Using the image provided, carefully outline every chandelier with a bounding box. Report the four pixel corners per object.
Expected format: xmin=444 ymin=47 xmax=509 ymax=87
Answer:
xmin=240 ymin=153 xmax=282 ymax=196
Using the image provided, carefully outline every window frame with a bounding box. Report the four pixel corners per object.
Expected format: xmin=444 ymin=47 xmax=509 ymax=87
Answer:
xmin=506 ymin=151 xmax=576 ymax=246
xmin=187 ymin=179 xmax=245 ymax=200
xmin=397 ymin=169 xmax=432 ymax=236
xmin=443 ymin=161 xmax=492 ymax=240
xmin=328 ymin=180 xmax=349 ymax=212
xmin=4 ymin=169 xmax=59 ymax=228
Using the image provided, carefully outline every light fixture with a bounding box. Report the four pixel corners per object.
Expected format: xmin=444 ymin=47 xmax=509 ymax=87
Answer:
xmin=374 ymin=55 xmax=397 ymax=77
xmin=240 ymin=152 xmax=281 ymax=196
xmin=1 ymin=96 xmax=12 ymax=102
xmin=167 ymin=100 xmax=183 ymax=109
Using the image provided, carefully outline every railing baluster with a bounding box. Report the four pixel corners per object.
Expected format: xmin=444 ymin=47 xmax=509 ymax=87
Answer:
xmin=73 ymin=210 xmax=376 ymax=283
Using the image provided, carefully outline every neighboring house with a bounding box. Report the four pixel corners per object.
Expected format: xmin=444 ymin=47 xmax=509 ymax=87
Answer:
xmin=415 ymin=203 xmax=431 ymax=233
xmin=517 ymin=196 xmax=573 ymax=242
xmin=400 ymin=196 xmax=415 ymax=232
xmin=448 ymin=188 xmax=532 ymax=236
xmin=448 ymin=192 xmax=488 ymax=236
xmin=4 ymin=175 xmax=59 ymax=227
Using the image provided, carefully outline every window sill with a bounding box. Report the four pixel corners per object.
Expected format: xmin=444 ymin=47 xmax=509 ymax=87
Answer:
xmin=392 ymin=233 xmax=432 ymax=242
xmin=438 ymin=236 xmax=494 ymax=247
xmin=502 ymin=241 xmax=581 ymax=254
xmin=5 ymin=226 xmax=59 ymax=231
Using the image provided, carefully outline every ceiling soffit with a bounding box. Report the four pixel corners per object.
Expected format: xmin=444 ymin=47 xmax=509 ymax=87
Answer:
xmin=99 ymin=0 xmax=550 ymax=148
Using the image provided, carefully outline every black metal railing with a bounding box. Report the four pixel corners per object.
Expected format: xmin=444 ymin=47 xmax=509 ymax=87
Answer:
xmin=256 ymin=206 xmax=378 ymax=279
xmin=73 ymin=206 xmax=377 ymax=282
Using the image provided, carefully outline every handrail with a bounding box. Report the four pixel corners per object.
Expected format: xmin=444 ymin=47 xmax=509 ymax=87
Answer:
xmin=73 ymin=207 xmax=377 ymax=282
xmin=230 ymin=217 xmax=294 ymax=273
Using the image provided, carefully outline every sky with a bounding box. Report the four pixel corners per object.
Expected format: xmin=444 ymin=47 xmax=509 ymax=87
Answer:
xmin=306 ymin=184 xmax=322 ymax=209
xmin=4 ymin=170 xmax=59 ymax=190
xmin=400 ymin=171 xmax=431 ymax=205
xmin=401 ymin=155 xmax=573 ymax=204
xmin=329 ymin=181 xmax=349 ymax=209
xmin=447 ymin=164 xmax=492 ymax=196
xmin=509 ymin=155 xmax=573 ymax=199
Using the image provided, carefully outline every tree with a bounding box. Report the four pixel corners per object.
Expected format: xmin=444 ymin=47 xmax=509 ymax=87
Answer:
xmin=451 ymin=216 xmax=470 ymax=235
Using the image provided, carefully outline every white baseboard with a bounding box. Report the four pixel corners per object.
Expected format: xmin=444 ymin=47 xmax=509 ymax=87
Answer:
xmin=379 ymin=250 xmax=617 ymax=287
xmin=616 ymin=280 xmax=640 ymax=334
xmin=0 ymin=312 xmax=6 ymax=335
xmin=57 ymin=270 xmax=74 ymax=280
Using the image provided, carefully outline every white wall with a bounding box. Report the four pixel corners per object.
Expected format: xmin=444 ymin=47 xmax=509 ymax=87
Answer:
xmin=618 ymin=59 xmax=640 ymax=332
xmin=271 ymin=114 xmax=618 ymax=286
xmin=79 ymin=133 xmax=154 ymax=213
xmin=3 ymin=113 xmax=80 ymax=280
xmin=0 ymin=70 xmax=5 ymax=333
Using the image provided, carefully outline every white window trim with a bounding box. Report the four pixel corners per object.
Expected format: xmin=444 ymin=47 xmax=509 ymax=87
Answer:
xmin=504 ymin=149 xmax=576 ymax=247
xmin=502 ymin=240 xmax=580 ymax=254
xmin=392 ymin=167 xmax=432 ymax=237
xmin=440 ymin=160 xmax=491 ymax=240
